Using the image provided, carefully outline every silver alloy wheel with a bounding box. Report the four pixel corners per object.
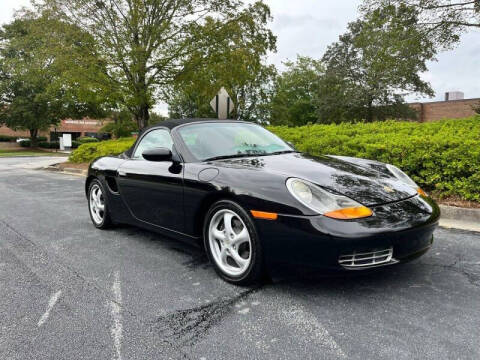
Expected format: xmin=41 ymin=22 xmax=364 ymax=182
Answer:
xmin=208 ymin=209 xmax=252 ymax=277
xmin=89 ymin=184 xmax=105 ymax=225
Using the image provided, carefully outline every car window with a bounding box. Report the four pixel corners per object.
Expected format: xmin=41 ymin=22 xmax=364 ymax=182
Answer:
xmin=133 ymin=129 xmax=173 ymax=159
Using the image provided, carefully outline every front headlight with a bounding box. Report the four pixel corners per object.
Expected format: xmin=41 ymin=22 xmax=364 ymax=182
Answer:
xmin=286 ymin=178 xmax=373 ymax=220
xmin=386 ymin=164 xmax=428 ymax=197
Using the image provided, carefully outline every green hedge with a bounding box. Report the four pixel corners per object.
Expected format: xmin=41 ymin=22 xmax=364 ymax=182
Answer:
xmin=0 ymin=135 xmax=48 ymax=142
xmin=69 ymin=137 xmax=135 ymax=163
xmin=0 ymin=135 xmax=18 ymax=142
xmin=268 ymin=116 xmax=480 ymax=202
xmin=77 ymin=136 xmax=100 ymax=144
xmin=38 ymin=141 xmax=60 ymax=149
xmin=22 ymin=140 xmax=79 ymax=149
xmin=15 ymin=136 xmax=48 ymax=147
xmin=69 ymin=116 xmax=480 ymax=202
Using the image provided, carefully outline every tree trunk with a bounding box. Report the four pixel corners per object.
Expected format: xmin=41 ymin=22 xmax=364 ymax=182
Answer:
xmin=134 ymin=61 xmax=150 ymax=130
xmin=366 ymin=100 xmax=373 ymax=122
xmin=135 ymin=104 xmax=150 ymax=130
xmin=29 ymin=129 xmax=39 ymax=147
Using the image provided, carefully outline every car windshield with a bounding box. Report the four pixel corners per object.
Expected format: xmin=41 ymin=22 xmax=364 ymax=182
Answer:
xmin=177 ymin=122 xmax=295 ymax=161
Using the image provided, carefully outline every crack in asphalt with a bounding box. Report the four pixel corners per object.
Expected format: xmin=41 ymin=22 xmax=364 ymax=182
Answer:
xmin=154 ymin=287 xmax=261 ymax=347
xmin=421 ymin=259 xmax=480 ymax=287
xmin=121 ymin=227 xmax=211 ymax=270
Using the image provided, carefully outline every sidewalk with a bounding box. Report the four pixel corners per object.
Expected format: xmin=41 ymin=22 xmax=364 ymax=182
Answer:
xmin=10 ymin=156 xmax=68 ymax=169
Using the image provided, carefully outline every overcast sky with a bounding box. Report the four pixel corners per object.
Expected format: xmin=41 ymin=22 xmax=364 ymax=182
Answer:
xmin=1 ymin=0 xmax=479 ymax=115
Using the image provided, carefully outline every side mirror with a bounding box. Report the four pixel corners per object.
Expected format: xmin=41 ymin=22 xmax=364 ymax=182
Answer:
xmin=142 ymin=147 xmax=173 ymax=162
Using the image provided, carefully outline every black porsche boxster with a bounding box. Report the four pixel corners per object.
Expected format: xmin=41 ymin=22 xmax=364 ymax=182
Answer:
xmin=86 ymin=119 xmax=440 ymax=284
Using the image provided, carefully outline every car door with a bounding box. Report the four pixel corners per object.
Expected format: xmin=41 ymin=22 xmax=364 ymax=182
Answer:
xmin=116 ymin=128 xmax=184 ymax=232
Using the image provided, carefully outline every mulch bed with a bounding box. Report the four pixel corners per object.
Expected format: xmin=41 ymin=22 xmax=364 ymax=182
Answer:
xmin=435 ymin=197 xmax=480 ymax=209
xmin=58 ymin=162 xmax=89 ymax=171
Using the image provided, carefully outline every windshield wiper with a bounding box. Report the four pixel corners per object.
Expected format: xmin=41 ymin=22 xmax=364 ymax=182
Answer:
xmin=204 ymin=150 xmax=298 ymax=162
xmin=264 ymin=150 xmax=298 ymax=156
xmin=203 ymin=153 xmax=259 ymax=162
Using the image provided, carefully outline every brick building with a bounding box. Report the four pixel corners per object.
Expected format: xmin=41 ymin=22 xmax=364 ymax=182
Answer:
xmin=409 ymin=93 xmax=479 ymax=122
xmin=0 ymin=118 xmax=112 ymax=140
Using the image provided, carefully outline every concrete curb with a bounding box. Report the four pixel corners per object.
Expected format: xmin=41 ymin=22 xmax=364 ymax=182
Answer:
xmin=440 ymin=204 xmax=480 ymax=223
xmin=439 ymin=205 xmax=480 ymax=232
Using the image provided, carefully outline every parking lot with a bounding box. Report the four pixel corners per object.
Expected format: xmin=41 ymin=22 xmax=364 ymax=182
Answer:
xmin=1 ymin=157 xmax=479 ymax=360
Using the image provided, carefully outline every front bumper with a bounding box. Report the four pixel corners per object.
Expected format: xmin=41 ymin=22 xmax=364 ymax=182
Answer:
xmin=255 ymin=195 xmax=440 ymax=272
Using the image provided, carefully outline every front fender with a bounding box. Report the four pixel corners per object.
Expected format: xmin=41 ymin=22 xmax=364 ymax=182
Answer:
xmin=85 ymin=156 xmax=127 ymax=197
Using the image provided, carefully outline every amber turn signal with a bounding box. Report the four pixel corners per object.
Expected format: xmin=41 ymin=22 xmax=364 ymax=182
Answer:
xmin=250 ymin=210 xmax=278 ymax=220
xmin=417 ymin=188 xmax=428 ymax=197
xmin=323 ymin=206 xmax=373 ymax=220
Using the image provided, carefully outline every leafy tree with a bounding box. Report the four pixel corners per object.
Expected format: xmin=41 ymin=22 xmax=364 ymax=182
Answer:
xmin=101 ymin=110 xmax=138 ymax=138
xmin=0 ymin=15 xmax=111 ymax=145
xmin=267 ymin=56 xmax=323 ymax=126
xmin=320 ymin=4 xmax=436 ymax=122
xmin=101 ymin=109 xmax=166 ymax=138
xmin=362 ymin=0 xmax=480 ymax=49
xmin=42 ymin=0 xmax=274 ymax=129
xmin=167 ymin=4 xmax=276 ymax=122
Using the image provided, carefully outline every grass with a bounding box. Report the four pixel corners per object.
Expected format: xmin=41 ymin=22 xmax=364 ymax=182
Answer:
xmin=0 ymin=149 xmax=65 ymax=157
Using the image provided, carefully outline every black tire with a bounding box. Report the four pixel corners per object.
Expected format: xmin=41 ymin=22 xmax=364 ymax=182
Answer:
xmin=203 ymin=200 xmax=265 ymax=285
xmin=87 ymin=178 xmax=113 ymax=229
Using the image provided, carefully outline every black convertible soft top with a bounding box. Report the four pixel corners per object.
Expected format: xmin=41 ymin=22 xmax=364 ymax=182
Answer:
xmin=139 ymin=118 xmax=219 ymax=134
xmin=125 ymin=118 xmax=231 ymax=158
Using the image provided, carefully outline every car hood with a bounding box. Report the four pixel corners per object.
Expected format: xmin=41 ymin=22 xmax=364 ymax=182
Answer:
xmin=211 ymin=153 xmax=417 ymax=206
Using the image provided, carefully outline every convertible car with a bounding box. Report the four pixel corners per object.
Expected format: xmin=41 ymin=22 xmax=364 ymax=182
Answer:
xmin=86 ymin=119 xmax=440 ymax=284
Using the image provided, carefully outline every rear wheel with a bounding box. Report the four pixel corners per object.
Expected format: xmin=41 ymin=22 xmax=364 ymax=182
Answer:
xmin=204 ymin=200 xmax=264 ymax=285
xmin=88 ymin=179 xmax=113 ymax=229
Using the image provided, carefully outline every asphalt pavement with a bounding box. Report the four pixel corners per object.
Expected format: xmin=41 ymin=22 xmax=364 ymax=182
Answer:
xmin=0 ymin=157 xmax=479 ymax=360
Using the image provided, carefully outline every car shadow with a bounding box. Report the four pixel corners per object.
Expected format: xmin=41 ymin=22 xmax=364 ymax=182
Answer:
xmin=274 ymin=263 xmax=410 ymax=286
xmin=108 ymin=222 xmax=480 ymax=329
xmin=115 ymin=224 xmax=211 ymax=270
xmin=112 ymin=224 xmax=444 ymax=295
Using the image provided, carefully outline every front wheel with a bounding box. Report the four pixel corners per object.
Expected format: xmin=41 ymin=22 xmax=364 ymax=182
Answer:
xmin=204 ymin=200 xmax=264 ymax=285
xmin=88 ymin=179 xmax=113 ymax=229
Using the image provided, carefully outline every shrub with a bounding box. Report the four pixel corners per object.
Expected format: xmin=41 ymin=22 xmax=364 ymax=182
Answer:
xmin=0 ymin=135 xmax=17 ymax=142
xmin=268 ymin=116 xmax=480 ymax=202
xmin=69 ymin=137 xmax=135 ymax=163
xmin=19 ymin=140 xmax=31 ymax=147
xmin=78 ymin=136 xmax=99 ymax=144
xmin=101 ymin=119 xmax=138 ymax=138
xmin=37 ymin=141 xmax=80 ymax=149
xmin=38 ymin=141 xmax=53 ymax=148
xmin=37 ymin=140 xmax=80 ymax=149
xmin=38 ymin=141 xmax=61 ymax=149
xmin=0 ymin=135 xmax=47 ymax=142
